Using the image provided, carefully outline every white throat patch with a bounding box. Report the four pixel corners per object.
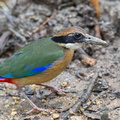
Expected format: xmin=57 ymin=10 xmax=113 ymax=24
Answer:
xmin=58 ymin=43 xmax=84 ymax=50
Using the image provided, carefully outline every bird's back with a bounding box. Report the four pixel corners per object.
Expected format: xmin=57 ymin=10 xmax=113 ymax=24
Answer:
xmin=0 ymin=38 xmax=64 ymax=78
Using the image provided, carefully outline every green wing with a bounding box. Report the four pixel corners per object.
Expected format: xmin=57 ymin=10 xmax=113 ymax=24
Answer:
xmin=0 ymin=38 xmax=64 ymax=78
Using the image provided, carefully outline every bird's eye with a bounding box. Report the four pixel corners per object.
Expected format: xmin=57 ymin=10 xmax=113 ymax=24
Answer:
xmin=74 ymin=33 xmax=82 ymax=39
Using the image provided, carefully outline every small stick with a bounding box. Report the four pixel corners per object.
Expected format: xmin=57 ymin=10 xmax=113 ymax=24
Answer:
xmin=0 ymin=1 xmax=9 ymax=11
xmin=94 ymin=25 xmax=102 ymax=39
xmin=90 ymin=0 xmax=100 ymax=19
xmin=0 ymin=8 xmax=14 ymax=25
xmin=8 ymin=27 xmax=26 ymax=42
xmin=0 ymin=31 xmax=11 ymax=54
xmin=60 ymin=71 xmax=99 ymax=120
xmin=83 ymin=91 xmax=106 ymax=110
xmin=58 ymin=104 xmax=74 ymax=113
xmin=32 ymin=12 xmax=57 ymax=34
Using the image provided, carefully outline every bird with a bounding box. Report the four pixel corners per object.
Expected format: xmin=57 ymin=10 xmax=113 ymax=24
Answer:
xmin=0 ymin=27 xmax=107 ymax=114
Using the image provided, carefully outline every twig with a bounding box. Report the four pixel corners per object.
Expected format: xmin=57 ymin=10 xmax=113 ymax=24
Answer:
xmin=0 ymin=1 xmax=9 ymax=11
xmin=8 ymin=27 xmax=26 ymax=42
xmin=94 ymin=25 xmax=102 ymax=39
xmin=83 ymin=91 xmax=106 ymax=110
xmin=32 ymin=12 xmax=57 ymax=34
xmin=0 ymin=8 xmax=14 ymax=25
xmin=99 ymin=106 xmax=120 ymax=113
xmin=0 ymin=31 xmax=11 ymax=54
xmin=59 ymin=71 xmax=99 ymax=120
xmin=58 ymin=104 xmax=74 ymax=113
xmin=90 ymin=0 xmax=100 ymax=19
xmin=58 ymin=2 xmax=74 ymax=10
xmin=110 ymin=106 xmax=120 ymax=111
xmin=82 ymin=111 xmax=101 ymax=120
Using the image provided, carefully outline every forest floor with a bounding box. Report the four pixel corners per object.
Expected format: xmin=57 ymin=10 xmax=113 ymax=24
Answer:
xmin=0 ymin=0 xmax=120 ymax=120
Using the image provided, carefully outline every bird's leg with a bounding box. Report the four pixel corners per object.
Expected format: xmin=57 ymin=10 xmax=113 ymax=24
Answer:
xmin=17 ymin=87 xmax=50 ymax=114
xmin=37 ymin=83 xmax=68 ymax=95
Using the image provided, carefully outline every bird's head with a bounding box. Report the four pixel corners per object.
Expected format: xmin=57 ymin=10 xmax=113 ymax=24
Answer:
xmin=52 ymin=27 xmax=107 ymax=50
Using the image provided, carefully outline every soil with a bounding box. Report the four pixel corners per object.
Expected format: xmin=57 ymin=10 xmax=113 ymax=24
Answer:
xmin=0 ymin=0 xmax=120 ymax=120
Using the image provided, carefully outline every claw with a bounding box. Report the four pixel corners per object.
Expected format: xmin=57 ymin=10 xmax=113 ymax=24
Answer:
xmin=38 ymin=83 xmax=68 ymax=95
xmin=26 ymin=107 xmax=49 ymax=114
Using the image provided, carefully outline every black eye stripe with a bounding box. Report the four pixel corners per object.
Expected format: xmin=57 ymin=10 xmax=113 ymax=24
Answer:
xmin=52 ymin=32 xmax=86 ymax=43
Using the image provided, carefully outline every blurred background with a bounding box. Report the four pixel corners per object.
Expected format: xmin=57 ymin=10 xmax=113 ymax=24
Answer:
xmin=0 ymin=0 xmax=120 ymax=120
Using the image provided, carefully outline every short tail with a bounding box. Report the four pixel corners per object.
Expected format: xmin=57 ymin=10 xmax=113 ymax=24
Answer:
xmin=0 ymin=77 xmax=17 ymax=86
xmin=0 ymin=77 xmax=12 ymax=83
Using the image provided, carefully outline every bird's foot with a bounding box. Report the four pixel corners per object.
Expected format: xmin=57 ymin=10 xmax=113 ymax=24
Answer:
xmin=20 ymin=91 xmax=50 ymax=114
xmin=50 ymin=87 xmax=68 ymax=95
xmin=26 ymin=106 xmax=49 ymax=114
xmin=38 ymin=83 xmax=68 ymax=95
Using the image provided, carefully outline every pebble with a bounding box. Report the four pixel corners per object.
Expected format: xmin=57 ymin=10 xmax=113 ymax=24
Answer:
xmin=0 ymin=87 xmax=4 ymax=90
xmin=12 ymin=96 xmax=21 ymax=101
xmin=109 ymin=95 xmax=116 ymax=100
xmin=78 ymin=71 xmax=86 ymax=77
xmin=24 ymin=90 xmax=34 ymax=95
xmin=76 ymin=73 xmax=82 ymax=79
xmin=101 ymin=48 xmax=106 ymax=54
xmin=36 ymin=90 xmax=42 ymax=99
xmin=41 ymin=111 xmax=48 ymax=115
xmin=93 ymin=79 xmax=109 ymax=92
xmin=52 ymin=113 xmax=60 ymax=119
xmin=98 ymin=72 xmax=103 ymax=78
xmin=5 ymin=103 xmax=12 ymax=107
xmin=11 ymin=111 xmax=17 ymax=116
xmin=113 ymin=47 xmax=118 ymax=51
xmin=111 ymin=73 xmax=117 ymax=78
xmin=11 ymin=108 xmax=17 ymax=116
xmin=69 ymin=116 xmax=83 ymax=120
xmin=104 ymin=69 xmax=110 ymax=76
xmin=41 ymin=99 xmax=47 ymax=103
xmin=60 ymin=81 xmax=68 ymax=87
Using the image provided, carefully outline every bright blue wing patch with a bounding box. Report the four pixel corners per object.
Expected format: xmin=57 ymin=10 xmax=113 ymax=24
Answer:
xmin=2 ymin=64 xmax=52 ymax=78
xmin=2 ymin=73 xmax=14 ymax=78
xmin=32 ymin=64 xmax=52 ymax=72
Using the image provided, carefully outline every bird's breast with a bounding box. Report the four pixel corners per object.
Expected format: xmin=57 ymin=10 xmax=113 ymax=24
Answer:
xmin=14 ymin=49 xmax=74 ymax=86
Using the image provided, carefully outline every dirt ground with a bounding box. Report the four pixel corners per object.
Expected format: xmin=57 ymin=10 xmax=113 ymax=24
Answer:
xmin=0 ymin=0 xmax=120 ymax=120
